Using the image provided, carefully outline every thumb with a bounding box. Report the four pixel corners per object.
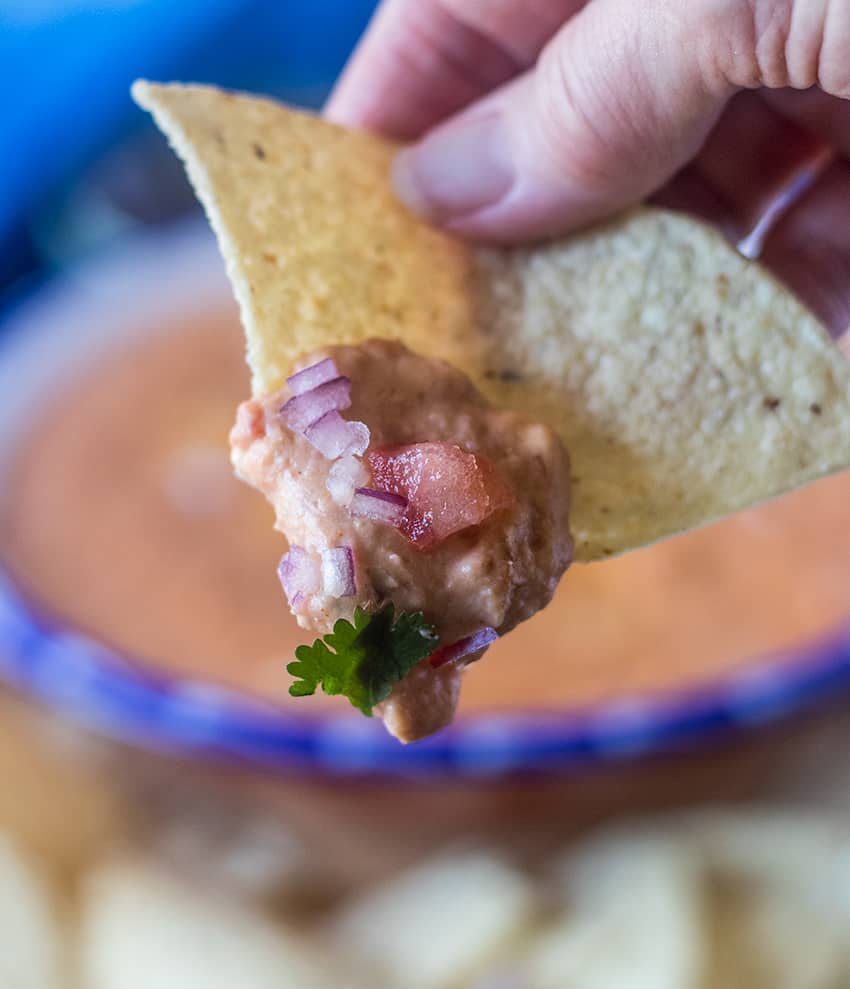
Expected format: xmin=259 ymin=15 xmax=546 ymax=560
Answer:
xmin=392 ymin=0 xmax=738 ymax=242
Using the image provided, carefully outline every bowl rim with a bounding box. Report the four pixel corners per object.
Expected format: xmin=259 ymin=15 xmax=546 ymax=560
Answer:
xmin=2 ymin=219 xmax=850 ymax=779
xmin=2 ymin=563 xmax=850 ymax=778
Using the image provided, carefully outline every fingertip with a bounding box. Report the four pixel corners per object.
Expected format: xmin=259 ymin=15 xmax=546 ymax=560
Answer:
xmin=322 ymin=71 xmax=375 ymax=130
xmin=321 ymin=96 xmax=352 ymax=128
xmin=391 ymin=149 xmax=440 ymax=221
xmin=390 ymin=111 xmax=517 ymax=225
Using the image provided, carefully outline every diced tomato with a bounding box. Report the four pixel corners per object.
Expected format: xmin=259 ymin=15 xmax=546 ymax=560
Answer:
xmin=367 ymin=443 xmax=513 ymax=548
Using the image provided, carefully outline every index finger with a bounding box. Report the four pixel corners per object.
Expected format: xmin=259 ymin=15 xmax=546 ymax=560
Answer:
xmin=325 ymin=0 xmax=586 ymax=139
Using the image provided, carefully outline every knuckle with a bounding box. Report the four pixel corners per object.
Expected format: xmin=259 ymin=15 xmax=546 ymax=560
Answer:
xmin=815 ymin=1 xmax=850 ymax=96
xmin=530 ymin=25 xmax=655 ymax=190
xmin=711 ymin=0 xmax=850 ymax=94
xmin=695 ymin=0 xmax=757 ymax=90
xmin=774 ymin=0 xmax=850 ymax=94
xmin=706 ymin=0 xmax=794 ymax=89
xmin=752 ymin=0 xmax=795 ymax=87
xmin=532 ymin=42 xmax=613 ymax=185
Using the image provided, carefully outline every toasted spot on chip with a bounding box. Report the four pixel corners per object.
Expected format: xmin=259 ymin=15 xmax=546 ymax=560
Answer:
xmin=132 ymin=81 xmax=850 ymax=560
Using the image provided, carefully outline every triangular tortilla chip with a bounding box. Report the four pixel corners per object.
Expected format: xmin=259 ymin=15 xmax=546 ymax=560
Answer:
xmin=133 ymin=81 xmax=850 ymax=561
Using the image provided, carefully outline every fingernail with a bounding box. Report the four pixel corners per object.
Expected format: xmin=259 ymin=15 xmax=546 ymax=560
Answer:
xmin=392 ymin=111 xmax=515 ymax=221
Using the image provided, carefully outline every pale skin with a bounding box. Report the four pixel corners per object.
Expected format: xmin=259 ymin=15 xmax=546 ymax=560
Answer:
xmin=327 ymin=0 xmax=850 ymax=334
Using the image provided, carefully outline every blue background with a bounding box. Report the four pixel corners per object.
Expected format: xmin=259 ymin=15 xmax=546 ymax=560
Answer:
xmin=0 ymin=0 xmax=377 ymax=306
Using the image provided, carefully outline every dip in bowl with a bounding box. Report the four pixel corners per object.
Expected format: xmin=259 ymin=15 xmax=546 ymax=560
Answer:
xmin=1 ymin=222 xmax=850 ymax=780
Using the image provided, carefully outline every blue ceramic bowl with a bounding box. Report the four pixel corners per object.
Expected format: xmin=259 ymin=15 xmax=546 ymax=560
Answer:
xmin=2 ymin=221 xmax=850 ymax=780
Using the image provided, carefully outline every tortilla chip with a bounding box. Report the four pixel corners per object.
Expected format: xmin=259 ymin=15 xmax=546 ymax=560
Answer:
xmin=132 ymin=81 xmax=850 ymax=561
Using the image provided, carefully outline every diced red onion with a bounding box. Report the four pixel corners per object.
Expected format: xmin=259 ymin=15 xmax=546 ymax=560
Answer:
xmin=303 ymin=410 xmax=350 ymax=458
xmin=339 ymin=419 xmax=370 ymax=457
xmin=304 ymin=411 xmax=370 ymax=459
xmin=327 ymin=455 xmax=369 ymax=505
xmin=279 ymin=376 xmax=351 ymax=432
xmin=322 ymin=546 xmax=356 ymax=597
xmin=349 ymin=487 xmax=408 ymax=524
xmin=429 ymin=627 xmax=498 ymax=669
xmin=277 ymin=546 xmax=321 ymax=605
xmin=286 ymin=358 xmax=338 ymax=396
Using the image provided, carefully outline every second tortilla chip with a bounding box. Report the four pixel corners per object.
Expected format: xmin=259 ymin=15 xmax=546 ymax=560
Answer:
xmin=132 ymin=81 xmax=850 ymax=562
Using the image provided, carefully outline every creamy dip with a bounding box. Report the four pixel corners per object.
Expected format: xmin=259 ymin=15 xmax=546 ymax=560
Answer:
xmin=3 ymin=313 xmax=850 ymax=733
xmin=231 ymin=340 xmax=573 ymax=740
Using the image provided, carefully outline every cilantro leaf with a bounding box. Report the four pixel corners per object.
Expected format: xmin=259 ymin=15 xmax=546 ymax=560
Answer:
xmin=286 ymin=607 xmax=373 ymax=711
xmin=286 ymin=605 xmax=439 ymax=716
xmin=355 ymin=605 xmax=440 ymax=707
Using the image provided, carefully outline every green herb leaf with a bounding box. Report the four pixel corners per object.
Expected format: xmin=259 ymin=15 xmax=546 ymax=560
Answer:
xmin=286 ymin=605 xmax=439 ymax=716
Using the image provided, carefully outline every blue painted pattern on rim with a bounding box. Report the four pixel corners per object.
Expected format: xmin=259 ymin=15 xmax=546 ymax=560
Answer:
xmin=3 ymin=566 xmax=850 ymax=778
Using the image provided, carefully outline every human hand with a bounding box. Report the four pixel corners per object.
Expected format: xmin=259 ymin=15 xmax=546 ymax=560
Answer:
xmin=327 ymin=0 xmax=850 ymax=333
